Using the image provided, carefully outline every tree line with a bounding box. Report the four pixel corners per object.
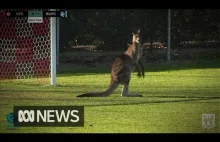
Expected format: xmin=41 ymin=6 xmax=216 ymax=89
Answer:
xmin=59 ymin=9 xmax=220 ymax=52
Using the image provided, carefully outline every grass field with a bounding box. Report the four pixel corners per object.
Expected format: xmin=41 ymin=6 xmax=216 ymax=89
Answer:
xmin=0 ymin=60 xmax=219 ymax=133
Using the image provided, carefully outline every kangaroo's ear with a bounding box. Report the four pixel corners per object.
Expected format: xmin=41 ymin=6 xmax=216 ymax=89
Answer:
xmin=137 ymin=29 xmax=141 ymax=34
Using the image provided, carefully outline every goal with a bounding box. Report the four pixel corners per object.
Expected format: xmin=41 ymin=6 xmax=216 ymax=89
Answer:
xmin=0 ymin=9 xmax=56 ymax=85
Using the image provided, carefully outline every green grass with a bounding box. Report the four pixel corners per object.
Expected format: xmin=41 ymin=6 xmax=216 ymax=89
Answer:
xmin=0 ymin=61 xmax=219 ymax=133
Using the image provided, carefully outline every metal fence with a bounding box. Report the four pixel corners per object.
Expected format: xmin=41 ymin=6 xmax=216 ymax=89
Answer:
xmin=58 ymin=9 xmax=220 ymax=66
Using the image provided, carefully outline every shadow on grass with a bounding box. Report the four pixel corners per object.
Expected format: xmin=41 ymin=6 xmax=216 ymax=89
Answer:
xmin=1 ymin=84 xmax=219 ymax=97
xmin=2 ymin=95 xmax=218 ymax=107
xmin=1 ymin=88 xmax=219 ymax=107
xmin=57 ymin=60 xmax=220 ymax=77
xmin=83 ymin=97 xmax=220 ymax=107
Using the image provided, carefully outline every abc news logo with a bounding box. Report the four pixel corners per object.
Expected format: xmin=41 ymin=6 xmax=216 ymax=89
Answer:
xmin=13 ymin=106 xmax=84 ymax=127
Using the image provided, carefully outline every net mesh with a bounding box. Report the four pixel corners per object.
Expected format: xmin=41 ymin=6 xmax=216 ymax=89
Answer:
xmin=0 ymin=9 xmax=51 ymax=83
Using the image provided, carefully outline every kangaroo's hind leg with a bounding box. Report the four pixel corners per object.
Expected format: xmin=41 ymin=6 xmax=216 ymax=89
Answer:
xmin=121 ymin=83 xmax=143 ymax=97
xmin=119 ymin=72 xmax=143 ymax=97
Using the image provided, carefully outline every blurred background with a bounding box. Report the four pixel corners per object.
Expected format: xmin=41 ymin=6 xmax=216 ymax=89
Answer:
xmin=58 ymin=9 xmax=220 ymax=68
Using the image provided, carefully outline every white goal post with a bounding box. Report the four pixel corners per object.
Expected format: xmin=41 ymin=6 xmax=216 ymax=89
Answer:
xmin=50 ymin=10 xmax=57 ymax=86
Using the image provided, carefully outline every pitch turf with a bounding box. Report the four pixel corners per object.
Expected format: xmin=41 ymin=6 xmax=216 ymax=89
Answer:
xmin=0 ymin=61 xmax=219 ymax=133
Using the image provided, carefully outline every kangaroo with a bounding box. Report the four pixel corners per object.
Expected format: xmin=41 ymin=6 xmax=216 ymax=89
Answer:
xmin=77 ymin=29 xmax=145 ymax=97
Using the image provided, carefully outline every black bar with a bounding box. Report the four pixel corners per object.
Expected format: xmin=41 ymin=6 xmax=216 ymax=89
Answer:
xmin=5 ymin=11 xmax=67 ymax=17
xmin=43 ymin=11 xmax=60 ymax=17
xmin=5 ymin=11 xmax=28 ymax=17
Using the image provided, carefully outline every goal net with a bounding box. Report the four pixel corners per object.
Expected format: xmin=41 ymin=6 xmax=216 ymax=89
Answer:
xmin=0 ymin=9 xmax=54 ymax=85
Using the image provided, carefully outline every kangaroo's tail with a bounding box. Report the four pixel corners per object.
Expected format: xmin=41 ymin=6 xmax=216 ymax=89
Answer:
xmin=77 ymin=81 xmax=119 ymax=97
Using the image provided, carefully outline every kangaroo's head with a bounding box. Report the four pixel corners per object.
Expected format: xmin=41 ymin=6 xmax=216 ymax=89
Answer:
xmin=132 ymin=29 xmax=141 ymax=44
